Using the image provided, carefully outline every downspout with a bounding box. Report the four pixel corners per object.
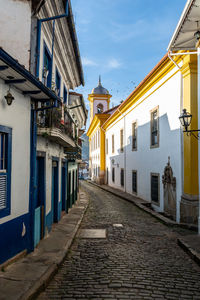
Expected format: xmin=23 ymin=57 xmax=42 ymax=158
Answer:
xmin=29 ymin=105 xmax=37 ymax=251
xmin=51 ymin=20 xmax=56 ymax=89
xmin=36 ymin=0 xmax=69 ymax=81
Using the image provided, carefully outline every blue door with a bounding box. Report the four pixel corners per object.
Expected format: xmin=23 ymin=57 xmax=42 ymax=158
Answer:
xmin=61 ymin=164 xmax=67 ymax=212
xmin=34 ymin=156 xmax=45 ymax=248
xmin=52 ymin=160 xmax=59 ymax=223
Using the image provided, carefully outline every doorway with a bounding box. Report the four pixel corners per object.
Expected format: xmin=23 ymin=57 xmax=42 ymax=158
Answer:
xmin=34 ymin=155 xmax=45 ymax=248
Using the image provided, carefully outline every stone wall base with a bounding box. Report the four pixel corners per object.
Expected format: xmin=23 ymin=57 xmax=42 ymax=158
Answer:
xmin=180 ymin=194 xmax=199 ymax=224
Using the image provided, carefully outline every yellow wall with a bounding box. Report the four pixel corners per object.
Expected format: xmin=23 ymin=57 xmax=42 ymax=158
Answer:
xmin=181 ymin=54 xmax=198 ymax=196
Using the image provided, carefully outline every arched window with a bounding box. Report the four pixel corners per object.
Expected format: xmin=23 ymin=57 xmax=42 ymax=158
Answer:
xmin=97 ymin=103 xmax=104 ymax=114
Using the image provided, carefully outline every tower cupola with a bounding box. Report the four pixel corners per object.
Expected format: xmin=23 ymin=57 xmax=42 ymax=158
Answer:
xmin=88 ymin=76 xmax=112 ymax=123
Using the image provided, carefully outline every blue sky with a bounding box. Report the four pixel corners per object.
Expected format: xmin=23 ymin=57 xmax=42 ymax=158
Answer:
xmin=72 ymin=0 xmax=186 ymax=126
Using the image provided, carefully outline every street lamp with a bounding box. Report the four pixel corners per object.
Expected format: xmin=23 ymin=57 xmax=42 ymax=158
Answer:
xmin=179 ymin=109 xmax=192 ymax=131
xmin=4 ymin=89 xmax=14 ymax=106
xmin=179 ymin=108 xmax=200 ymax=139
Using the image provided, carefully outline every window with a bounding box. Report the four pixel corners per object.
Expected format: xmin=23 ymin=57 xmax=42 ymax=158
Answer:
xmin=120 ymin=168 xmax=124 ymax=187
xmin=132 ymin=171 xmax=137 ymax=194
xmin=43 ymin=44 xmax=52 ymax=88
xmin=151 ymin=107 xmax=159 ymax=147
xmin=97 ymin=103 xmax=103 ymax=114
xmin=63 ymin=86 xmax=67 ymax=104
xmin=106 ymin=138 xmax=108 ymax=155
xmin=132 ymin=122 xmax=137 ymax=151
xmin=112 ymin=134 xmax=115 ymax=154
xmin=151 ymin=173 xmax=159 ymax=204
xmin=112 ymin=167 xmax=115 ymax=183
xmin=0 ymin=126 xmax=12 ymax=218
xmin=120 ymin=129 xmax=124 ymax=152
xmin=55 ymin=68 xmax=61 ymax=96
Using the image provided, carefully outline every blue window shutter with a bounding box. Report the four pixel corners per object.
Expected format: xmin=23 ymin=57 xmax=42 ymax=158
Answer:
xmin=0 ymin=125 xmax=12 ymax=218
xmin=0 ymin=174 xmax=7 ymax=210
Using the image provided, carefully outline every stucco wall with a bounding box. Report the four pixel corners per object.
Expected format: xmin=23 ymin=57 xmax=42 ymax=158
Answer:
xmin=0 ymin=80 xmax=31 ymax=224
xmin=106 ymin=69 xmax=182 ymax=222
xmin=0 ymin=0 xmax=31 ymax=69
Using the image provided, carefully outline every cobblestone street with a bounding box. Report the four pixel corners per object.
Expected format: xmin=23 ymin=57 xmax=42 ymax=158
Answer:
xmin=38 ymin=181 xmax=200 ymax=300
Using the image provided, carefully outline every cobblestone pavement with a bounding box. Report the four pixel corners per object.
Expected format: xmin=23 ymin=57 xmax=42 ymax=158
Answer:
xmin=38 ymin=181 xmax=200 ymax=300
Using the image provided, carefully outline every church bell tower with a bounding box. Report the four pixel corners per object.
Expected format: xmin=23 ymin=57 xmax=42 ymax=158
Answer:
xmin=88 ymin=76 xmax=112 ymax=124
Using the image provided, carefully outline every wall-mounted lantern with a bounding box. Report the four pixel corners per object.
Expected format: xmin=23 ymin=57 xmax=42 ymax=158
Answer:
xmin=4 ymin=89 xmax=14 ymax=106
xmin=179 ymin=108 xmax=200 ymax=139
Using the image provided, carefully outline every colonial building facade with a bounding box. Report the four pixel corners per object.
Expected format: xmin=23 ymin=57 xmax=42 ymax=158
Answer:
xmin=88 ymin=51 xmax=198 ymax=226
xmin=0 ymin=0 xmax=86 ymax=265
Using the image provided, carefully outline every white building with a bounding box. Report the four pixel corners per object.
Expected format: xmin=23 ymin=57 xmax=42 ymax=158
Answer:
xmin=0 ymin=0 xmax=86 ymax=264
xmin=88 ymin=50 xmax=199 ymax=226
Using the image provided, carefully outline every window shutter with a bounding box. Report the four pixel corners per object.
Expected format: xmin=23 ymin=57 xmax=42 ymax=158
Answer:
xmin=151 ymin=175 xmax=159 ymax=202
xmin=0 ymin=174 xmax=7 ymax=210
xmin=132 ymin=171 xmax=137 ymax=193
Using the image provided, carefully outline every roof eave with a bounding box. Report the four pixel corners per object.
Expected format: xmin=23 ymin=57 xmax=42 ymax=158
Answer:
xmin=167 ymin=0 xmax=195 ymax=51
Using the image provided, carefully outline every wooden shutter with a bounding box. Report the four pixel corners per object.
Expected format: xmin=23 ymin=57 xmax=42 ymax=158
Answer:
xmin=151 ymin=174 xmax=159 ymax=202
xmin=0 ymin=174 xmax=7 ymax=210
xmin=132 ymin=171 xmax=137 ymax=193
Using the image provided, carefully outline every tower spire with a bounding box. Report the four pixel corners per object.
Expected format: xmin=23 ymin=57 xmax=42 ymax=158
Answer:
xmin=99 ymin=75 xmax=102 ymax=86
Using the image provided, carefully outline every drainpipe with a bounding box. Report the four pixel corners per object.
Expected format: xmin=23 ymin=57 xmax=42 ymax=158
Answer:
xmin=36 ymin=0 xmax=69 ymax=81
xmin=29 ymin=106 xmax=37 ymax=251
xmin=51 ymin=20 xmax=56 ymax=89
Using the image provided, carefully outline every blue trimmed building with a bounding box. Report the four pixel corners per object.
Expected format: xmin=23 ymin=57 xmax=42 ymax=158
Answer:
xmin=0 ymin=0 xmax=86 ymax=265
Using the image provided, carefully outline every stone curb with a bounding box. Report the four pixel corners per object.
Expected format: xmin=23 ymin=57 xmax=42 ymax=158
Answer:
xmin=21 ymin=194 xmax=89 ymax=300
xmin=88 ymin=181 xmax=197 ymax=231
xmin=177 ymin=238 xmax=200 ymax=267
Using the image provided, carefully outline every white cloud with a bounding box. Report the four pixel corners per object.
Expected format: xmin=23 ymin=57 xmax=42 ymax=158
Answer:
xmin=107 ymin=58 xmax=121 ymax=69
xmin=82 ymin=57 xmax=98 ymax=66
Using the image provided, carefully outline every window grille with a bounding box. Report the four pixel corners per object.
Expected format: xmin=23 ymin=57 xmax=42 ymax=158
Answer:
xmin=132 ymin=171 xmax=137 ymax=193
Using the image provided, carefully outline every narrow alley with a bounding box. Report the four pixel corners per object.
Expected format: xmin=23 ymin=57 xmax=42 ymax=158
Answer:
xmin=38 ymin=181 xmax=200 ymax=300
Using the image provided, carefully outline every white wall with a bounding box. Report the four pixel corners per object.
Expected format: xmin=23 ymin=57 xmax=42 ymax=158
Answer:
xmin=37 ymin=136 xmax=66 ymax=215
xmin=106 ymin=68 xmax=182 ymax=221
xmin=0 ymin=80 xmax=31 ymax=224
xmin=0 ymin=0 xmax=31 ymax=69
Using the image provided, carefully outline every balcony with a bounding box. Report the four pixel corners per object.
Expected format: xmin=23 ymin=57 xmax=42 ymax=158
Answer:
xmin=37 ymin=107 xmax=77 ymax=148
